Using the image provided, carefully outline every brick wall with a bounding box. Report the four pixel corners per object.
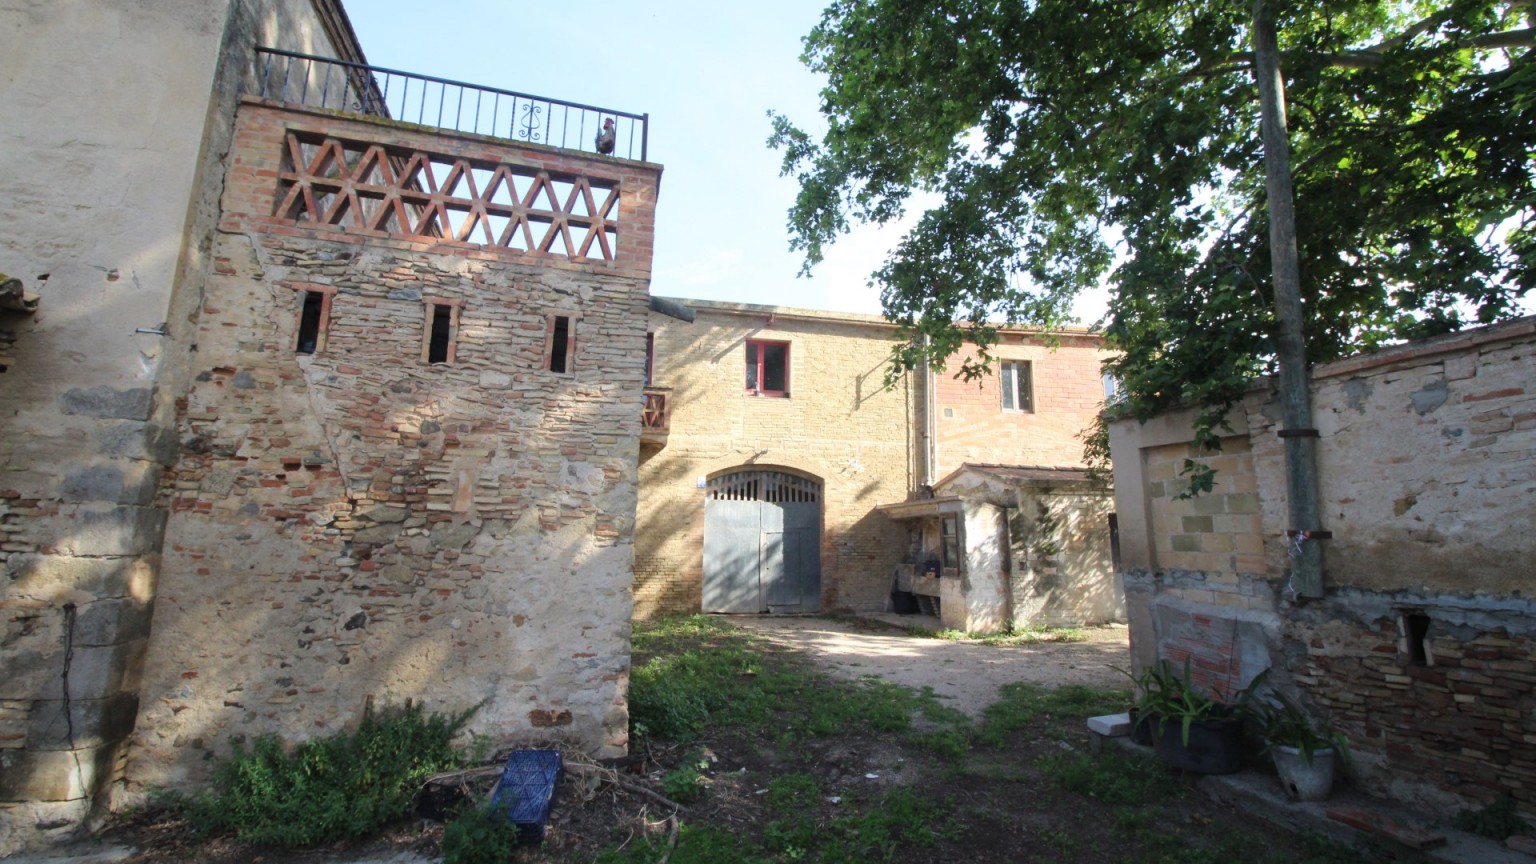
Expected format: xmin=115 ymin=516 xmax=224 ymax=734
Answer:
xmin=931 ymin=334 xmax=1112 ymax=476
xmin=1110 ymin=316 xmax=1536 ymax=816
xmin=635 ymin=303 xmax=914 ymax=617
xmin=125 ymin=99 xmax=658 ymax=792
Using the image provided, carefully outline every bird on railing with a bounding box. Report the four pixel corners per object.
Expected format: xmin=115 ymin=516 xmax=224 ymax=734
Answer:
xmin=595 ymin=118 xmax=616 ymax=155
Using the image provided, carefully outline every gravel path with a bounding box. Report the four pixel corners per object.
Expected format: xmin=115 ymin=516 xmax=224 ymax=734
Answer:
xmin=730 ymin=614 xmax=1132 ymax=718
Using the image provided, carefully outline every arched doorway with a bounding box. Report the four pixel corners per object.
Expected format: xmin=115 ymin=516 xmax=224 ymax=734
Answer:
xmin=702 ymin=469 xmax=822 ymax=613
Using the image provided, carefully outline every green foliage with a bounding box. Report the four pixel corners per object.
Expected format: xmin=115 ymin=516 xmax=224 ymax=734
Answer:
xmin=441 ymin=800 xmax=524 ymax=864
xmin=819 ymin=787 xmax=955 ymax=863
xmin=187 ymin=701 xmax=475 ymax=847
xmin=594 ymin=823 xmax=773 ymax=864
xmin=1035 ymin=750 xmax=1181 ymax=805
xmin=931 ymin=625 xmax=1090 ymax=645
xmin=1250 ymin=686 xmax=1351 ymax=765
xmin=662 ymin=752 xmax=711 ymax=804
xmin=772 ymin=0 xmax=1534 ymax=486
xmin=979 ymin=682 xmax=1129 ymax=747
xmin=1125 ymin=659 xmax=1268 ymax=746
xmin=1452 ymin=794 xmax=1532 ymax=841
xmin=630 ymin=616 xmax=972 ymax=750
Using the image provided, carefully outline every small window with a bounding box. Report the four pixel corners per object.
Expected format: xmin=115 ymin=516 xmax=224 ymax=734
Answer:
xmin=1001 ymin=360 xmax=1033 ymax=412
xmin=295 ymin=289 xmax=332 ymax=354
xmin=547 ymin=314 xmax=575 ymax=373
xmin=421 ymin=300 xmax=461 ymax=364
xmin=644 ymin=332 xmax=655 ymax=387
xmin=940 ymin=516 xmax=960 ymax=571
xmin=746 ymin=339 xmax=789 ymax=396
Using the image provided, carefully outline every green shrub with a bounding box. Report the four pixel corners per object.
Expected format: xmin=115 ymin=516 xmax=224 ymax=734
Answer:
xmin=1453 ymin=795 xmax=1531 ymax=841
xmin=442 ymin=800 xmax=524 ymax=864
xmin=662 ymin=752 xmax=710 ymax=804
xmin=188 ymin=701 xmax=475 ymax=847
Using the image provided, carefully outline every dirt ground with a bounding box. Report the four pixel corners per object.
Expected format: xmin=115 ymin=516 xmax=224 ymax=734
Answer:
xmin=80 ymin=614 xmax=1147 ymax=864
xmin=731 ymin=614 xmax=1132 ymax=718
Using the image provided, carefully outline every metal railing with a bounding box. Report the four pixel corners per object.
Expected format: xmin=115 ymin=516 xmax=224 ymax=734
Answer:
xmin=252 ymin=47 xmax=649 ymax=161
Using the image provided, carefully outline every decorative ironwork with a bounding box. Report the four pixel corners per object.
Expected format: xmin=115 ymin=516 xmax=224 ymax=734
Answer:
xmin=707 ymin=471 xmax=821 ymax=503
xmin=253 ymin=47 xmax=649 ymax=161
xmin=519 ymin=102 xmax=543 ymax=144
xmin=273 ymin=131 xmax=621 ymax=260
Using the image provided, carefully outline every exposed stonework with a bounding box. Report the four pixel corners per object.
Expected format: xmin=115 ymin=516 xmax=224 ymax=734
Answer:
xmin=125 ymin=99 xmax=657 ymax=791
xmin=636 ymin=300 xmax=1115 ymax=619
xmin=1109 ymin=316 xmax=1536 ymax=817
xmin=0 ymin=1 xmax=357 ymax=852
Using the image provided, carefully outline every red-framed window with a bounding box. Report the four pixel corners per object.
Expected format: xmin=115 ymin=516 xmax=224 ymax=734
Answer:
xmin=1001 ymin=359 xmax=1033 ymax=412
xmin=745 ymin=339 xmax=789 ymax=397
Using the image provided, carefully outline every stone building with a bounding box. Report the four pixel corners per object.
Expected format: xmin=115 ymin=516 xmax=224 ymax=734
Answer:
xmin=635 ymin=299 xmax=1119 ymax=629
xmin=1108 ymin=316 xmax=1536 ymax=817
xmin=0 ymin=0 xmax=657 ymax=851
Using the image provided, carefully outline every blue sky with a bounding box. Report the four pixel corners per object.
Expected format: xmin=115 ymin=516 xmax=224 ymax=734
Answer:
xmin=345 ymin=0 xmax=914 ymax=315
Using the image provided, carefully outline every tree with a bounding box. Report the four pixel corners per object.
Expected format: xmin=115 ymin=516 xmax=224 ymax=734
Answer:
xmin=770 ymin=0 xmax=1534 ymax=470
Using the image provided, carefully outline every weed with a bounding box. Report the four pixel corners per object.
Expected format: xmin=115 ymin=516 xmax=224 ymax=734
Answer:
xmin=594 ymin=823 xmax=772 ymax=864
xmin=662 ymin=752 xmax=710 ymax=804
xmin=441 ymin=800 xmax=523 ymax=864
xmin=979 ymin=682 xmax=1128 ymax=747
xmin=1034 ymin=749 xmax=1180 ymax=805
xmin=186 ymin=701 xmax=475 ymax=847
xmin=820 ymin=786 xmax=955 ymax=862
xmin=765 ymin=772 xmax=820 ymax=812
xmin=1452 ymin=794 xmax=1531 ymax=840
xmin=929 ymin=625 xmax=1091 ymax=644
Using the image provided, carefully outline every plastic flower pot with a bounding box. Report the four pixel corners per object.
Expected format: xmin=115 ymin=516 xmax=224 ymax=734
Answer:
xmin=1272 ymin=745 xmax=1336 ymax=801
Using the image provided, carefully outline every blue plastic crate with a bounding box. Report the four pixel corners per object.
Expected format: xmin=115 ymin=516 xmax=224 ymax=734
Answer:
xmin=489 ymin=749 xmax=562 ymax=844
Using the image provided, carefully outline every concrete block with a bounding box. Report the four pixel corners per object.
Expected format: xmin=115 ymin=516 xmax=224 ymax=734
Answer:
xmin=5 ymin=554 xmax=156 ymax=602
xmin=58 ymin=386 xmax=154 ymax=421
xmin=62 ymin=639 xmax=147 ymax=702
xmin=93 ymin=422 xmax=179 ymax=466
xmin=26 ymin=692 xmax=139 ymax=751
xmin=56 ymin=507 xmax=167 ymax=557
xmin=71 ymin=597 xmax=155 ymax=647
xmin=1087 ymin=712 xmax=1131 ymax=737
xmin=0 ymin=742 xmax=118 ymax=801
xmin=60 ymin=463 xmax=161 ymax=506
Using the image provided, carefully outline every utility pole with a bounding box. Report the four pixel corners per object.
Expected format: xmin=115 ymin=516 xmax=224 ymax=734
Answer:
xmin=1253 ymin=0 xmax=1325 ymax=598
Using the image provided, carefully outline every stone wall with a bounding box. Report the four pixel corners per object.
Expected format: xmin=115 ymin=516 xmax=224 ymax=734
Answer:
xmin=634 ymin=302 xmax=915 ymax=616
xmin=0 ymin=0 xmax=347 ymax=851
xmin=1109 ymin=316 xmax=1536 ymax=815
xmin=124 ymin=99 xmax=658 ymax=792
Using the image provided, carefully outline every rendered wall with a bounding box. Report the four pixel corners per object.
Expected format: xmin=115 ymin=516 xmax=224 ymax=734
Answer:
xmin=125 ymin=100 xmax=657 ymax=792
xmin=0 ymin=0 xmax=344 ymax=851
xmin=1109 ymin=316 xmax=1536 ymax=814
xmin=634 ymin=303 xmax=915 ymax=616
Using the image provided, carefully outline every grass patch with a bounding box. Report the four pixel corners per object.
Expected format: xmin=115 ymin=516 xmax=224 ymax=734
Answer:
xmin=630 ymin=616 xmax=974 ymax=750
xmin=1453 ymin=794 xmax=1531 ymax=841
xmin=184 ymin=701 xmax=474 ymax=847
xmin=927 ymin=625 xmax=1092 ymax=644
xmin=979 ymin=682 xmax=1129 ymax=747
xmin=1034 ymin=749 xmax=1181 ymax=805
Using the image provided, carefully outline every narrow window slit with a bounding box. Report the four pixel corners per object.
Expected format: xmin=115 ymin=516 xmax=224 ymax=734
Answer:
xmin=549 ymin=315 xmax=571 ymax=373
xmin=296 ymin=291 xmax=325 ymax=354
xmin=1403 ymin=612 xmax=1432 ymax=667
xmin=428 ymin=304 xmax=453 ymax=364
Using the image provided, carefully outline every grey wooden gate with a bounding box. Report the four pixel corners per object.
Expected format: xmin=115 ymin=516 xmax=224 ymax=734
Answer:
xmin=702 ymin=470 xmax=822 ymax=613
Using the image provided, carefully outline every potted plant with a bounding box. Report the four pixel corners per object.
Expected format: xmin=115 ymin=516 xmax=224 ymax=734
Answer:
xmin=1252 ymin=688 xmax=1349 ymax=801
xmin=1127 ymin=659 xmax=1265 ymax=774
